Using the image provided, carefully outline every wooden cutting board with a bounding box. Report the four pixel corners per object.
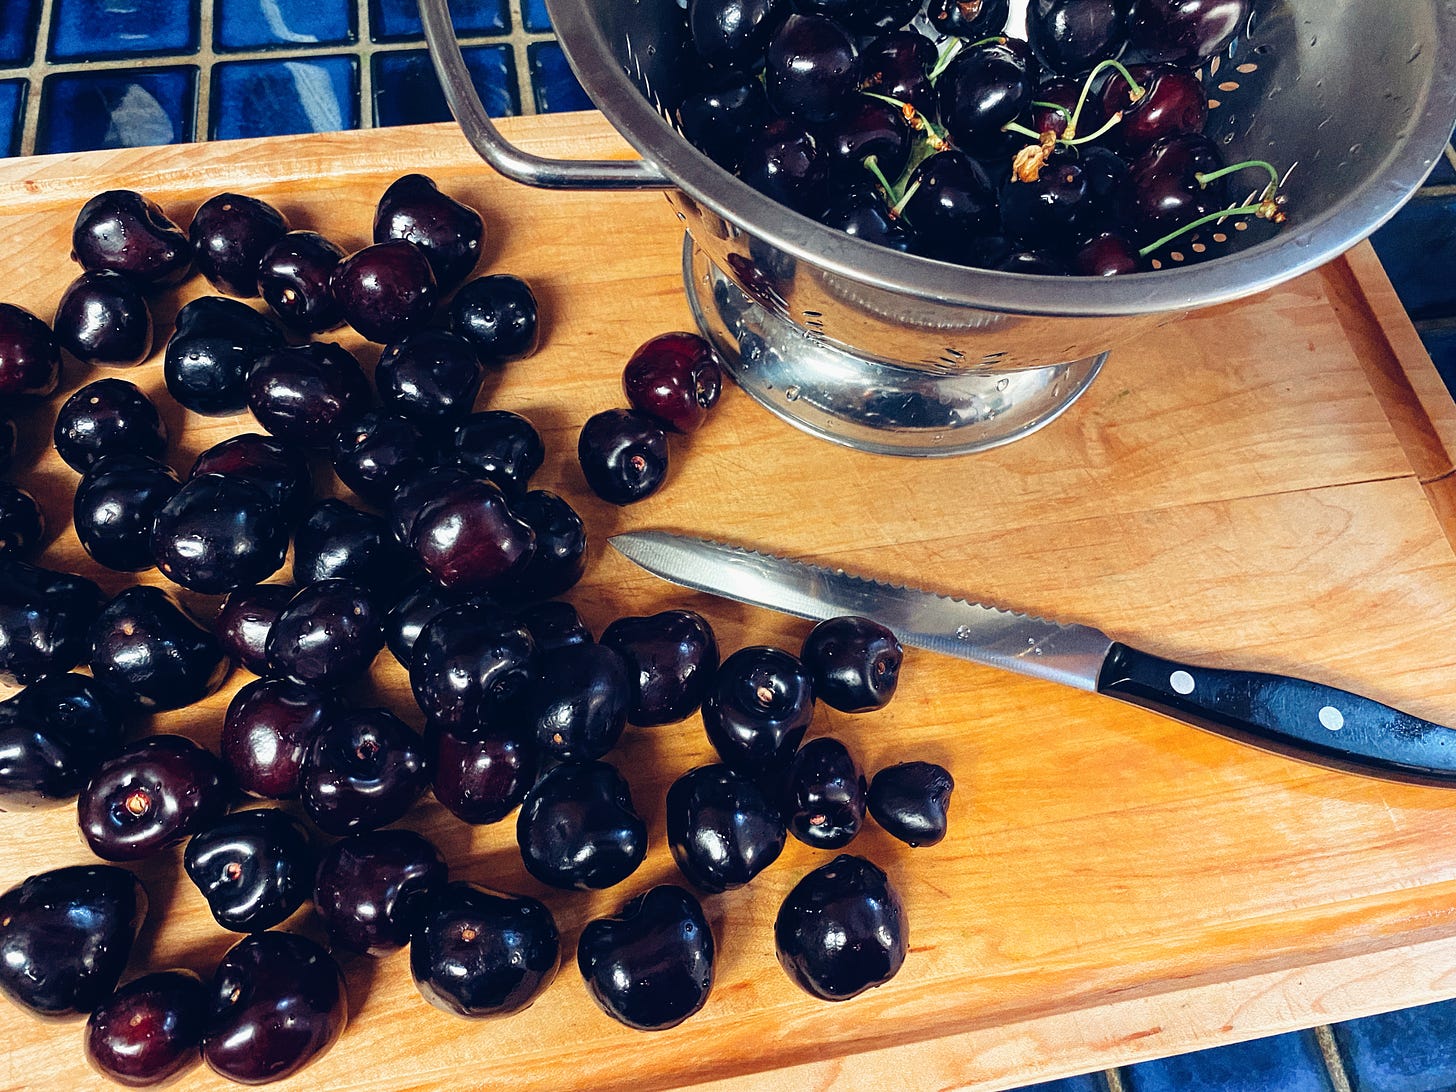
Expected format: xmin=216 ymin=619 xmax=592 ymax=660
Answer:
xmin=3 ymin=112 xmax=1456 ymax=1092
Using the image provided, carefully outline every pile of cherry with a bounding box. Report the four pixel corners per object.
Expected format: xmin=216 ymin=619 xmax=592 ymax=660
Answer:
xmin=0 ymin=172 xmax=956 ymax=1086
xmin=673 ymin=0 xmax=1287 ymax=274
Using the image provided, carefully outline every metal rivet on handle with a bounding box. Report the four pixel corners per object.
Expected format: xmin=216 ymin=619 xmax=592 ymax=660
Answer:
xmin=1319 ymin=706 xmax=1345 ymax=731
xmin=1170 ymin=671 xmax=1196 ymax=695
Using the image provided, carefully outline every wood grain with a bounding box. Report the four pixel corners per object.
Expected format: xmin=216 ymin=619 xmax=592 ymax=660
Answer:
xmin=1 ymin=114 xmax=1455 ymax=1092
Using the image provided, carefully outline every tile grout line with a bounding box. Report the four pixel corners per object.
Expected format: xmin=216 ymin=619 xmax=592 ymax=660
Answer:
xmin=356 ymin=0 xmax=373 ymax=127
xmin=19 ymin=0 xmax=59 ymax=156
xmin=196 ymin=0 xmax=216 ymax=142
xmin=510 ymin=0 xmax=536 ymax=115
xmin=1103 ymin=1066 xmax=1127 ymax=1092
xmin=1315 ymin=1024 xmax=1355 ymax=1092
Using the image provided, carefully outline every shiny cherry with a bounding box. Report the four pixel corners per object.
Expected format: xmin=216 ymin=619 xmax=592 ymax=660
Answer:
xmin=78 ymin=734 xmax=230 ymax=861
xmin=821 ymin=97 xmax=912 ymax=182
xmin=0 ymin=484 xmax=42 ymax=559
xmin=375 ymin=329 xmax=485 ymax=423
xmin=1100 ymin=62 xmax=1208 ymax=155
xmin=184 ymin=807 xmax=314 ymax=931
xmin=1030 ymin=0 xmax=1130 ymax=74
xmin=389 ymin=465 xmax=474 ymax=546
xmin=449 ymin=409 xmax=544 ymax=495
xmin=71 ymin=190 xmax=191 ymax=287
xmin=820 ymin=181 xmax=912 ymax=250
xmin=702 ymin=645 xmax=815 ymax=777
xmin=221 ymin=677 xmax=335 ymax=799
xmin=764 ymin=14 xmax=859 ymax=124
xmin=578 ymin=408 xmax=670 ymax=505
xmin=1127 ymin=0 xmax=1248 ymax=64
xmin=858 ymin=30 xmax=936 ymax=114
xmin=247 ymin=341 xmax=370 ymax=448
xmin=1122 ymin=132 xmax=1227 ymax=243
xmin=85 ymin=970 xmax=206 ymax=1086
xmin=499 ymin=490 xmax=587 ymax=604
xmin=622 ymin=332 xmax=723 ymax=435
xmin=189 ymin=192 xmax=290 ymax=297
xmin=775 ymin=855 xmax=907 ymax=1000
xmin=189 ymin=432 xmax=312 ymax=526
xmin=840 ymin=0 xmax=920 ymax=33
xmin=447 ymin=274 xmax=540 ymax=363
xmin=0 ymin=559 xmax=103 ymax=687
xmin=867 ymin=760 xmax=955 ymax=846
xmin=151 ymin=472 xmax=289 ymax=594
xmin=292 ymin=498 xmax=416 ymax=594
xmin=527 ymin=642 xmax=631 ymax=762
xmin=373 ymin=173 xmax=484 ymax=292
xmin=516 ymin=761 xmax=647 ymax=890
xmin=53 ymin=270 xmax=153 ymax=368
xmin=265 ymin=579 xmax=385 ymax=687
xmin=54 ymin=378 xmax=168 ymax=473
xmin=666 ymin=764 xmax=786 ymax=893
xmin=515 ymin=599 xmax=593 ymax=653
xmin=783 ymin=736 xmax=866 ymax=848
xmin=382 ymin=577 xmax=467 ymax=669
xmin=301 ymin=707 xmax=430 ymax=835
xmin=0 ymin=303 xmax=62 ymax=397
xmin=431 ymin=720 xmax=537 ymax=824
xmin=163 ymin=296 xmax=286 ymax=416
xmin=332 ymin=410 xmax=434 ymax=506
xmin=901 ymin=150 xmax=1000 ymax=263
xmin=403 ymin=476 xmax=537 ymax=595
xmin=601 ymin=609 xmax=718 ymax=727
xmin=937 ymin=37 xmax=1039 ymax=146
xmin=802 ymin=616 xmax=903 ymax=713
xmin=738 ymin=117 xmax=827 ymax=214
xmin=257 ymin=230 xmax=345 ymax=334
xmin=331 ymin=239 xmax=438 ymax=344
xmin=73 ymin=455 xmax=178 ymax=573
xmin=926 ymin=0 xmax=1010 ymax=38
xmin=688 ymin=0 xmax=784 ymax=69
xmin=410 ymin=602 xmax=536 ymax=731
xmin=1075 ymin=229 xmax=1144 ymax=274
xmin=89 ymin=586 xmax=230 ymax=710
xmin=214 ymin=582 xmax=295 ymax=674
xmin=0 ymin=673 xmax=127 ymax=810
xmin=677 ymin=71 xmax=772 ymax=171
xmin=314 ymin=828 xmax=448 ymax=956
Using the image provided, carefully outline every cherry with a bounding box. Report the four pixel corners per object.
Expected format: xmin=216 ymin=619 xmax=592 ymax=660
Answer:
xmin=516 ymin=761 xmax=647 ymax=890
xmin=184 ymin=807 xmax=314 ymax=932
xmin=1100 ymin=62 xmax=1208 ymax=156
xmin=515 ymin=599 xmax=593 ymax=652
xmin=702 ymin=645 xmax=815 ymax=777
xmin=765 ymin=14 xmax=859 ymax=123
xmin=1030 ymin=0 xmax=1130 ymax=74
xmin=1000 ymin=151 xmax=1098 ymax=252
xmin=71 ymin=190 xmax=192 ymax=288
xmin=202 ymin=932 xmax=347 ymax=1084
xmin=53 ymin=270 xmax=153 ymax=368
xmin=1075 ymin=228 xmax=1144 ymax=273
xmin=383 ymin=577 xmax=467 ymax=669
xmin=446 ymin=274 xmax=540 ymax=363
xmin=578 ymin=408 xmax=671 ymax=505
xmin=389 ymin=465 xmax=475 ymax=546
xmin=801 ymin=615 xmax=903 ymax=712
xmin=77 ymin=734 xmax=230 ymax=862
xmin=901 ymin=150 xmax=1000 ymax=263
xmin=189 ymin=192 xmax=290 ymax=297
xmin=578 ymin=885 xmax=715 ymax=1031
xmin=926 ymin=0 xmax=1010 ymax=38
xmin=189 ymin=432 xmax=312 ymax=526
xmin=501 ymin=489 xmax=588 ymax=603
xmin=0 ymin=865 xmax=147 ymax=1018
xmin=621 ymin=332 xmax=723 ymax=434
xmin=0 ymin=484 xmax=42 ymax=559
xmin=1030 ymin=75 xmax=1088 ymax=138
xmin=677 ymin=71 xmax=773 ymax=171
xmin=450 ymin=410 xmax=545 ymax=496
xmin=333 ymin=410 xmax=434 ymax=506
xmin=821 ymin=97 xmax=912 ymax=183
xmin=1121 ymin=131 xmax=1227 ymax=243
xmin=375 ymin=329 xmax=485 ymax=423
xmin=221 ymin=677 xmax=335 ymax=799
xmin=688 ymin=0 xmax=784 ymax=69
xmin=430 ymin=720 xmax=537 ymax=824
xmin=292 ymin=498 xmax=417 ymax=594
xmin=54 ymin=378 xmax=168 ymax=473
xmin=266 ymin=579 xmax=385 ymax=688
xmin=783 ymin=736 xmax=866 ymax=848
xmin=373 ymin=173 xmax=484 ymax=292
xmin=330 ymin=239 xmax=438 ymax=344
xmin=738 ymin=117 xmax=827 ymax=214
xmin=409 ymin=882 xmax=560 ymax=1018
xmin=409 ymin=602 xmax=536 ymax=731
xmin=665 ymin=764 xmax=786 ymax=893
xmin=151 ymin=472 xmax=289 ymax=594
xmin=0 ymin=303 xmax=62 ymax=398
xmin=301 ymin=707 xmax=430 ymax=835
xmin=402 ymin=475 xmax=537 ymax=594
xmin=600 ymin=609 xmax=719 ymax=727
xmin=89 ymin=586 xmax=230 ymax=711
xmin=526 ymin=642 xmax=631 ymax=762
xmin=1126 ymin=0 xmax=1248 ymax=65
xmin=0 ymin=673 xmax=128 ymax=810
xmin=314 ymin=828 xmax=448 ymax=956
xmin=85 ymin=970 xmax=206 ymax=1086
xmin=820 ymin=181 xmax=912 ymax=250
xmin=257 ymin=230 xmax=345 ymax=334
xmin=73 ymin=454 xmax=180 ymax=572
xmin=867 ymin=760 xmax=955 ymax=846
xmin=0 ymin=558 xmax=104 ymax=687
xmin=841 ymin=0 xmax=920 ymax=33
xmin=775 ymin=855 xmax=907 ymax=1001
xmin=163 ymin=296 xmax=286 ymax=416
xmin=247 ymin=341 xmax=371 ymax=448
xmin=937 ymin=37 xmax=1039 ymax=146
xmin=215 ymin=583 xmax=295 ymax=675
xmin=858 ymin=30 xmax=937 ymax=115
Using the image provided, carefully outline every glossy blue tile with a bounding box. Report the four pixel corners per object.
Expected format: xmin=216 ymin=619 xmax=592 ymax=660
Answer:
xmin=0 ymin=81 xmax=25 ymax=158
xmin=1370 ymin=191 xmax=1456 ymax=322
xmin=48 ymin=0 xmax=198 ymax=61
xmin=211 ymin=56 xmax=358 ymax=141
xmin=528 ymin=41 xmax=592 ymax=114
xmin=1011 ymin=1075 xmax=1107 ymax=1092
xmin=1121 ymin=1032 xmax=1333 ymax=1092
xmin=36 ymin=67 xmax=196 ymax=155
xmin=0 ymin=0 xmax=40 ymax=65
xmin=215 ymin=0 xmax=355 ymax=51
xmin=371 ymin=46 xmax=517 ymax=127
xmin=1333 ymin=997 xmax=1456 ymax=1092
xmin=522 ymin=0 xmax=551 ymax=33
xmin=369 ymin=0 xmax=507 ymax=42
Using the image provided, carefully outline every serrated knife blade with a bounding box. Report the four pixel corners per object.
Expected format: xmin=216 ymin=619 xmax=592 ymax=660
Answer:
xmin=608 ymin=529 xmax=1456 ymax=788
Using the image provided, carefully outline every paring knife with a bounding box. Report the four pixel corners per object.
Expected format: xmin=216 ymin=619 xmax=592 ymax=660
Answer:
xmin=608 ymin=529 xmax=1456 ymax=787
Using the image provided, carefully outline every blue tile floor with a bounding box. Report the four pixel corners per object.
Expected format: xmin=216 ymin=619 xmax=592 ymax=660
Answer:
xmin=3 ymin=3 xmax=1456 ymax=1091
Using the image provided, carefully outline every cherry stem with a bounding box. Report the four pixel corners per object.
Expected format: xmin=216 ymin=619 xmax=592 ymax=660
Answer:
xmin=862 ymin=154 xmax=900 ymax=205
xmin=1031 ymin=101 xmax=1071 ymax=125
xmin=927 ymin=37 xmax=965 ymax=83
xmin=1003 ymin=121 xmax=1043 ymax=140
xmin=1068 ymin=58 xmax=1144 ymax=140
xmin=1136 ymin=202 xmax=1264 ymax=257
xmin=1195 ymin=158 xmax=1282 ymax=195
xmin=891 ymin=179 xmax=922 ymax=219
xmin=1066 ymin=110 xmax=1124 ymax=145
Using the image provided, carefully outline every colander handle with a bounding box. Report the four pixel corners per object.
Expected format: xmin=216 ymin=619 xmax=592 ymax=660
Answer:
xmin=418 ymin=0 xmax=672 ymax=190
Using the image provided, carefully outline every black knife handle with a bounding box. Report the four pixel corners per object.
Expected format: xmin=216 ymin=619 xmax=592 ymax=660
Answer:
xmin=1096 ymin=643 xmax=1456 ymax=786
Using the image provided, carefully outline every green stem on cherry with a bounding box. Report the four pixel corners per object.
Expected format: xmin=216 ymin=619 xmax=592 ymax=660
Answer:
xmin=1136 ymin=199 xmax=1286 ymax=258
xmin=1030 ymin=101 xmax=1071 ymax=126
xmin=862 ymin=154 xmax=901 ymax=206
xmin=1067 ymin=57 xmax=1144 ymax=140
xmin=927 ymin=35 xmax=1006 ymax=83
xmin=1195 ymin=158 xmax=1282 ymax=196
xmin=890 ymin=179 xmax=922 ymax=219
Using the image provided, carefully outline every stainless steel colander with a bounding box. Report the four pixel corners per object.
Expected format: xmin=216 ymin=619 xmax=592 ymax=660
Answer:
xmin=419 ymin=0 xmax=1456 ymax=455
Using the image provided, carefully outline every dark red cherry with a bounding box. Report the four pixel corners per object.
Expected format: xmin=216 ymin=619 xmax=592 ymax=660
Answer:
xmin=1122 ymin=131 xmax=1227 ymax=243
xmin=774 ymin=854 xmax=906 ymax=1000
xmin=801 ymin=615 xmax=903 ymax=712
xmin=54 ymin=378 xmax=168 ymax=473
xmin=257 ymin=230 xmax=345 ymax=334
xmin=214 ymin=582 xmax=295 ymax=674
xmin=765 ymin=14 xmax=859 ymax=124
xmin=516 ymin=761 xmax=647 ymax=890
xmin=189 ymin=192 xmax=290 ymax=297
xmin=901 ymin=150 xmax=999 ymax=263
xmin=189 ymin=432 xmax=313 ymax=526
xmin=0 ymin=559 xmax=104 ymax=687
xmin=526 ymin=642 xmax=631 ymax=763
xmin=1001 ymin=152 xmax=1098 ymax=252
xmin=89 ymin=586 xmax=230 ymax=711
xmin=858 ymin=30 xmax=936 ymax=114
xmin=333 ymin=410 xmax=434 ymax=506
xmin=53 ymin=270 xmax=153 ymax=368
xmin=314 ymin=828 xmax=447 ymax=956
xmin=0 ymin=484 xmax=42 ymax=559
xmin=601 ymin=609 xmax=718 ymax=727
xmin=73 ymin=454 xmax=180 ymax=572
xmin=247 ymin=341 xmax=370 ymax=448
xmin=410 ymin=602 xmax=536 ymax=731
xmin=738 ymin=117 xmax=827 ymax=214
xmin=431 ymin=720 xmax=537 ymax=824
xmin=71 ymin=190 xmax=192 ymax=288
xmin=578 ymin=885 xmax=715 ymax=1031
xmin=163 ymin=295 xmax=286 ymax=416
xmin=783 ymin=736 xmax=866 ymax=849
xmin=410 ymin=882 xmax=560 ymax=1018
xmin=926 ymin=0 xmax=1010 ymax=38
xmin=688 ymin=0 xmax=784 ymax=69
xmin=514 ymin=599 xmax=592 ymax=653
xmin=578 ymin=408 xmax=670 ymax=505
xmin=1030 ymin=75 xmax=1088 ymax=138
xmin=1126 ymin=0 xmax=1248 ymax=64
xmin=375 ymin=329 xmax=485 ymax=424
xmin=1075 ymin=229 xmax=1144 ymax=274
xmin=292 ymin=498 xmax=417 ymax=594
xmin=666 ymin=764 xmax=786 ymax=893
xmin=821 ymin=97 xmax=912 ymax=182
xmin=0 ymin=673 xmax=127 ymax=810
xmin=867 ymin=760 xmax=954 ymax=846
xmin=388 ymin=465 xmax=474 ymax=546
xmin=450 ymin=410 xmax=545 ymax=496
xmin=1029 ymin=0 xmax=1130 ymax=74
xmin=332 ymin=240 xmax=437 ymax=344
xmin=383 ymin=577 xmax=468 ymax=669
xmin=621 ymin=332 xmax=723 ymax=434
xmin=85 ymin=970 xmax=206 ymax=1086
xmin=819 ymin=181 xmax=912 ymax=250
xmin=677 ymin=71 xmax=773 ymax=171
xmin=151 ymin=473 xmax=290 ymax=594
xmin=301 ymin=707 xmax=430 ymax=835
xmin=446 ymin=274 xmax=539 ymax=364
xmin=404 ymin=476 xmax=537 ymax=595
xmin=702 ymin=646 xmax=815 ymax=777
xmin=373 ymin=174 xmax=484 ymax=293
xmin=78 ymin=734 xmax=230 ymax=861
xmin=184 ymin=807 xmax=314 ymax=932
xmin=221 ymin=677 xmax=334 ymax=799
xmin=266 ymin=579 xmax=384 ymax=688
xmin=0 ymin=303 xmax=61 ymax=398
xmin=0 ymin=865 xmax=147 ymax=1018
xmin=1100 ymin=62 xmax=1208 ymax=155
xmin=937 ymin=37 xmax=1039 ymax=146
xmin=500 ymin=489 xmax=587 ymax=604
xmin=202 ymin=932 xmax=346 ymax=1085
xmin=840 ymin=0 xmax=920 ymax=33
